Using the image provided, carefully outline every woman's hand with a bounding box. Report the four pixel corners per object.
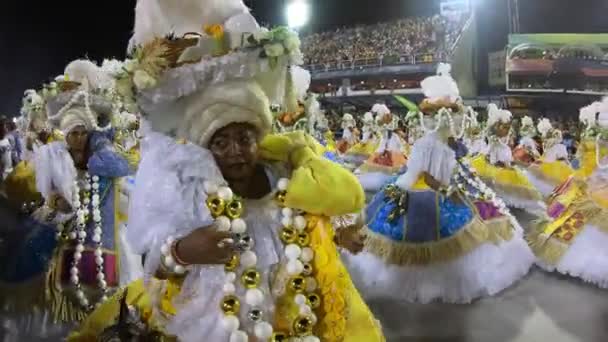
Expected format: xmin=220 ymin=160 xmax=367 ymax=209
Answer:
xmin=422 ymin=171 xmax=442 ymax=191
xmin=335 ymin=228 xmax=366 ymax=254
xmin=174 ymin=227 xmax=234 ymax=265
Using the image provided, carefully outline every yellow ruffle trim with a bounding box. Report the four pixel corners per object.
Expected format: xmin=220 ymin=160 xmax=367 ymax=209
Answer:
xmin=364 ymin=217 xmax=514 ymax=266
xmin=528 ymin=161 xmax=574 ymax=186
xmin=470 ymin=156 xmax=542 ymax=201
xmin=309 ymin=216 xmax=385 ymax=342
xmin=347 ymin=141 xmax=378 ymax=156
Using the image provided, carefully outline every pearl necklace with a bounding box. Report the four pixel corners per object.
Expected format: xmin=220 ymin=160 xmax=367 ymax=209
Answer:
xmin=65 ymin=173 xmax=108 ymax=309
xmin=201 ymin=178 xmax=320 ymax=342
xmin=455 ymin=160 xmax=521 ymax=229
xmin=418 ymin=108 xmax=469 ymax=139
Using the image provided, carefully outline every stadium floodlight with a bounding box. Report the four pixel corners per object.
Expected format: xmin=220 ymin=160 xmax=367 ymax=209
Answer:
xmin=286 ymin=0 xmax=310 ymax=28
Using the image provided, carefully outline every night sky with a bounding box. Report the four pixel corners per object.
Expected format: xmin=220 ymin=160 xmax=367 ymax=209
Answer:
xmin=0 ymin=0 xmax=606 ymax=116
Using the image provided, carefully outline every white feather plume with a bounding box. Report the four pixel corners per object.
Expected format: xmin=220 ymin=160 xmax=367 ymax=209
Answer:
xmin=291 ymin=66 xmax=311 ymax=102
xmin=129 ymin=0 xmax=249 ymax=50
xmin=521 ymin=116 xmax=534 ymax=128
xmin=579 ymin=104 xmax=597 ymax=127
xmin=363 ymin=112 xmax=374 ymax=123
xmin=64 ymin=59 xmax=111 ymax=91
xmin=486 ymin=103 xmax=512 ymax=128
xmin=597 ymin=97 xmax=608 ymax=129
xmin=420 ymin=63 xmax=460 ymax=102
xmin=537 ymin=118 xmax=553 ymax=138
xmin=371 ymin=104 xmax=390 ymax=116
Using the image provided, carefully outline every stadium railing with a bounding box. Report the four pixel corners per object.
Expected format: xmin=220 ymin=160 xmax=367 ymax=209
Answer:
xmin=304 ymin=52 xmax=449 ymax=73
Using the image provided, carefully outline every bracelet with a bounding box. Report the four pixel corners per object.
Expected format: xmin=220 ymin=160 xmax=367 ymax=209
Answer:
xmin=170 ymin=239 xmax=190 ymax=267
xmin=160 ymin=236 xmax=189 ymax=275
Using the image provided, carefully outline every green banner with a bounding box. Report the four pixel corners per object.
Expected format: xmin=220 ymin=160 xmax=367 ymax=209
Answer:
xmin=508 ymin=34 xmax=608 ymax=47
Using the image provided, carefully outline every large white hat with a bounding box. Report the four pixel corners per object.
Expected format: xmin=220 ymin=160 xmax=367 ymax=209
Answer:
xmin=486 ymin=103 xmax=512 ymax=128
xmin=121 ymin=0 xmax=303 ymax=145
xmin=45 ymin=59 xmax=117 ymax=134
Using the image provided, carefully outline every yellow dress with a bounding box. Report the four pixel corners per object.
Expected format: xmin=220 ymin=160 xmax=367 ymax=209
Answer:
xmin=69 ymin=132 xmax=384 ymax=342
xmin=470 ymin=155 xmax=542 ymax=203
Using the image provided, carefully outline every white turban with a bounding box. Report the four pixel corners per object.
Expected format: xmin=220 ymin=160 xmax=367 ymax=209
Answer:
xmin=180 ymin=80 xmax=273 ymax=147
xmin=59 ymin=106 xmax=96 ymax=135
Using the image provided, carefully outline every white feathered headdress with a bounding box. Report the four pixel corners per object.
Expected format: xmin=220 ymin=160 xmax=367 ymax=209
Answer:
xmin=486 ymin=103 xmax=512 ymax=128
xmin=46 ymin=60 xmax=116 ymax=134
xmin=420 ymin=63 xmax=460 ymax=103
xmin=371 ymin=104 xmax=390 ymax=116
xmin=579 ymin=102 xmax=598 ymax=128
xmin=129 ymin=0 xmax=249 ymax=51
xmin=519 ymin=115 xmax=536 ymax=137
xmin=363 ymin=112 xmax=374 ymax=124
xmin=291 ymin=66 xmax=312 ymax=103
xmin=536 ymin=118 xmax=553 ymax=138
xmin=597 ymin=97 xmax=608 ymax=129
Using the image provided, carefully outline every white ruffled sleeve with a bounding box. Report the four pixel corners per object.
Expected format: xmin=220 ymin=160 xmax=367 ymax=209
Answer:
xmin=488 ymin=141 xmax=513 ymax=165
xmin=544 ymin=144 xmax=569 ymax=162
xmin=127 ymin=130 xmax=224 ymax=280
xmin=395 ymin=132 xmax=456 ymax=190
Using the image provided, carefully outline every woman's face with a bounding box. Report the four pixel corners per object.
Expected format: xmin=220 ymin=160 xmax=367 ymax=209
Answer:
xmin=66 ymin=125 xmax=89 ymax=152
xmin=209 ymin=123 xmax=259 ymax=182
xmin=496 ymin=122 xmax=511 ymax=138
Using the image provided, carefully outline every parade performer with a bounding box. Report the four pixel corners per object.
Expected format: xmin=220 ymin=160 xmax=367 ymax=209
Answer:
xmin=70 ymin=1 xmax=384 ymax=341
xmin=345 ymin=112 xmax=379 ymax=165
xmin=464 ymin=111 xmax=487 ymax=157
xmin=525 ymin=118 xmax=573 ymax=196
xmin=337 ymin=113 xmax=358 ymax=154
xmin=343 ymin=64 xmax=533 ymax=304
xmin=470 ymin=104 xmax=544 ymax=213
xmin=0 ymin=60 xmax=141 ymax=341
xmin=527 ymin=99 xmax=608 ymax=288
xmin=512 ymin=115 xmax=540 ymax=165
xmin=358 ymin=104 xmax=407 ymax=174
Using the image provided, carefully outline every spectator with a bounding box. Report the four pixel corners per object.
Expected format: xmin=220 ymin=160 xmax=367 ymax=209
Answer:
xmin=302 ymin=15 xmax=466 ymax=68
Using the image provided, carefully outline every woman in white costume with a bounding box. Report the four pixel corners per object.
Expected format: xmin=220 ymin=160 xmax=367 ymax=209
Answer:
xmin=358 ymin=104 xmax=408 ymax=174
xmin=470 ymin=105 xmax=544 ymax=213
xmin=525 ymin=118 xmax=573 ymax=197
xmin=512 ymin=115 xmax=540 ymax=166
xmin=337 ymin=113 xmax=358 ymax=155
xmin=343 ymin=65 xmax=534 ymax=304
xmin=70 ymin=1 xmax=385 ymax=341
xmin=345 ymin=111 xmax=379 ymax=165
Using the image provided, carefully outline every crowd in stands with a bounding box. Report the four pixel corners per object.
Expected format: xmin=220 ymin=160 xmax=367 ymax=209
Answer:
xmin=301 ymin=14 xmax=467 ymax=69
